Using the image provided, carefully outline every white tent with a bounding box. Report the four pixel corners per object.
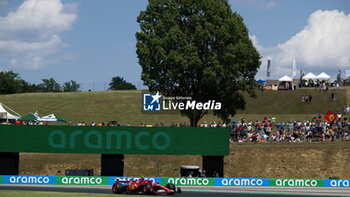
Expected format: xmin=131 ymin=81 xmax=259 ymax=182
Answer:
xmin=278 ymin=75 xmax=293 ymax=82
xmin=316 ymin=72 xmax=331 ymax=80
xmin=303 ymin=72 xmax=317 ymax=80
xmin=38 ymin=114 xmax=56 ymax=122
xmin=0 ymin=103 xmax=20 ymax=120
xmin=38 ymin=114 xmax=67 ymax=123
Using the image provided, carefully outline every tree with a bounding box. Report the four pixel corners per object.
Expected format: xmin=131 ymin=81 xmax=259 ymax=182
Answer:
xmin=0 ymin=71 xmax=20 ymax=94
xmin=16 ymin=79 xmax=39 ymax=93
xmin=108 ymin=76 xmax=137 ymax=90
xmin=63 ymin=80 xmax=80 ymax=92
xmin=39 ymin=78 xmax=62 ymax=92
xmin=336 ymin=70 xmax=341 ymax=85
xmin=136 ymin=0 xmax=261 ymax=126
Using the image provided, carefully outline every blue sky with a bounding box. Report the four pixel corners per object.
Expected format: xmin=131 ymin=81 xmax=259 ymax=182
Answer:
xmin=0 ymin=0 xmax=349 ymax=90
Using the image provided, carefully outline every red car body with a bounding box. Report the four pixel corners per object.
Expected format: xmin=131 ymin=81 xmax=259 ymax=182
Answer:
xmin=112 ymin=178 xmax=181 ymax=195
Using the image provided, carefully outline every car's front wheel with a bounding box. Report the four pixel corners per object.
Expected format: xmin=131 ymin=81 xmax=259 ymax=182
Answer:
xmin=112 ymin=183 xmax=125 ymax=194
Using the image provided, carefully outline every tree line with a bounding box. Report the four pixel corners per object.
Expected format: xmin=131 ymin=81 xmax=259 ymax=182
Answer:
xmin=0 ymin=71 xmax=136 ymax=94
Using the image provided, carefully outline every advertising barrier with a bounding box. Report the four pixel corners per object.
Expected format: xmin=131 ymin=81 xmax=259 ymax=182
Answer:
xmin=0 ymin=175 xmax=349 ymax=187
xmin=324 ymin=179 xmax=350 ymax=187
xmin=216 ymin=178 xmax=269 ymax=186
xmin=269 ymin=178 xmax=323 ymax=187
xmin=0 ymin=125 xmax=229 ymax=155
xmin=162 ymin=177 xmax=215 ymax=186
xmin=57 ymin=176 xmax=108 ymax=185
xmin=2 ymin=175 xmax=56 ymax=184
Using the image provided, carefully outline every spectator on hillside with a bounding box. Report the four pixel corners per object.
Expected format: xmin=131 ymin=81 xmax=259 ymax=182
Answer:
xmin=308 ymin=94 xmax=312 ymax=104
xmin=331 ymin=92 xmax=335 ymax=102
xmin=280 ymin=122 xmax=285 ymax=131
xmin=230 ymin=122 xmax=236 ymax=141
xmin=203 ymin=121 xmax=208 ymax=127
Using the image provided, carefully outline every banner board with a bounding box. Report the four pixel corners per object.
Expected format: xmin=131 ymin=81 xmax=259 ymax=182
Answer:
xmin=270 ymin=178 xmax=324 ymax=187
xmin=162 ymin=177 xmax=215 ymax=186
xmin=0 ymin=125 xmax=229 ymax=155
xmin=215 ymin=178 xmax=269 ymax=186
xmin=2 ymin=175 xmax=55 ymax=184
xmin=324 ymin=179 xmax=350 ymax=187
xmin=56 ymin=176 xmax=108 ymax=185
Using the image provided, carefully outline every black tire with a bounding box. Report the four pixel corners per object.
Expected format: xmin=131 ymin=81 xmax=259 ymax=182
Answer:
xmin=143 ymin=183 xmax=155 ymax=195
xmin=166 ymin=183 xmax=176 ymax=195
xmin=177 ymin=187 xmax=182 ymax=193
xmin=166 ymin=183 xmax=175 ymax=190
xmin=112 ymin=183 xmax=125 ymax=194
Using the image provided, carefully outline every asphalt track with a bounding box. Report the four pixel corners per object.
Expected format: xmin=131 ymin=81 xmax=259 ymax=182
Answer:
xmin=1 ymin=185 xmax=350 ymax=197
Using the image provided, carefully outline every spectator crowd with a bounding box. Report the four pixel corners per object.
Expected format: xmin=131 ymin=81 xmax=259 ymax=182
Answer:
xmin=229 ymin=116 xmax=350 ymax=143
xmin=3 ymin=113 xmax=350 ymax=143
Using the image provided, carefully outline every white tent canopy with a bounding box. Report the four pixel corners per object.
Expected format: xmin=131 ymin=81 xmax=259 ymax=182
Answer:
xmin=0 ymin=103 xmax=20 ymax=120
xmin=303 ymin=72 xmax=317 ymax=80
xmin=316 ymin=72 xmax=331 ymax=80
xmin=38 ymin=114 xmax=58 ymax=122
xmin=278 ymin=75 xmax=293 ymax=82
xmin=38 ymin=114 xmax=66 ymax=123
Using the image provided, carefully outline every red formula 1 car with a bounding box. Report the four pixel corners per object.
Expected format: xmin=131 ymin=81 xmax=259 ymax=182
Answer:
xmin=112 ymin=178 xmax=181 ymax=195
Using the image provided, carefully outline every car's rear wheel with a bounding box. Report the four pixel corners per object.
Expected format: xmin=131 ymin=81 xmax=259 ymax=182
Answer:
xmin=143 ymin=183 xmax=155 ymax=195
xmin=166 ymin=183 xmax=176 ymax=190
xmin=177 ymin=187 xmax=182 ymax=193
xmin=166 ymin=183 xmax=176 ymax=195
xmin=112 ymin=183 xmax=125 ymax=194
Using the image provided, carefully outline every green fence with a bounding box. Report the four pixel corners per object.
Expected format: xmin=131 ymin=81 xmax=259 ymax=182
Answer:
xmin=0 ymin=125 xmax=229 ymax=155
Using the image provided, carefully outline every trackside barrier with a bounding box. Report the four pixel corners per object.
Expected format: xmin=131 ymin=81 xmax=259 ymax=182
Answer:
xmin=0 ymin=176 xmax=349 ymax=187
xmin=162 ymin=177 xmax=216 ymax=186
xmin=324 ymin=179 xmax=350 ymax=187
xmin=269 ymin=178 xmax=324 ymax=187
xmin=216 ymin=178 xmax=269 ymax=186
xmin=57 ymin=176 xmax=108 ymax=185
xmin=2 ymin=175 xmax=56 ymax=184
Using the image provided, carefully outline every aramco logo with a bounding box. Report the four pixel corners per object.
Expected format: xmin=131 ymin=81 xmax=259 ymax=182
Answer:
xmin=48 ymin=130 xmax=171 ymax=151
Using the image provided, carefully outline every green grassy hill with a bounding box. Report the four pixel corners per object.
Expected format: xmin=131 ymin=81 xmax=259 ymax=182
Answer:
xmin=0 ymin=88 xmax=347 ymax=125
xmin=241 ymin=88 xmax=346 ymax=114
xmin=2 ymin=88 xmax=348 ymax=179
